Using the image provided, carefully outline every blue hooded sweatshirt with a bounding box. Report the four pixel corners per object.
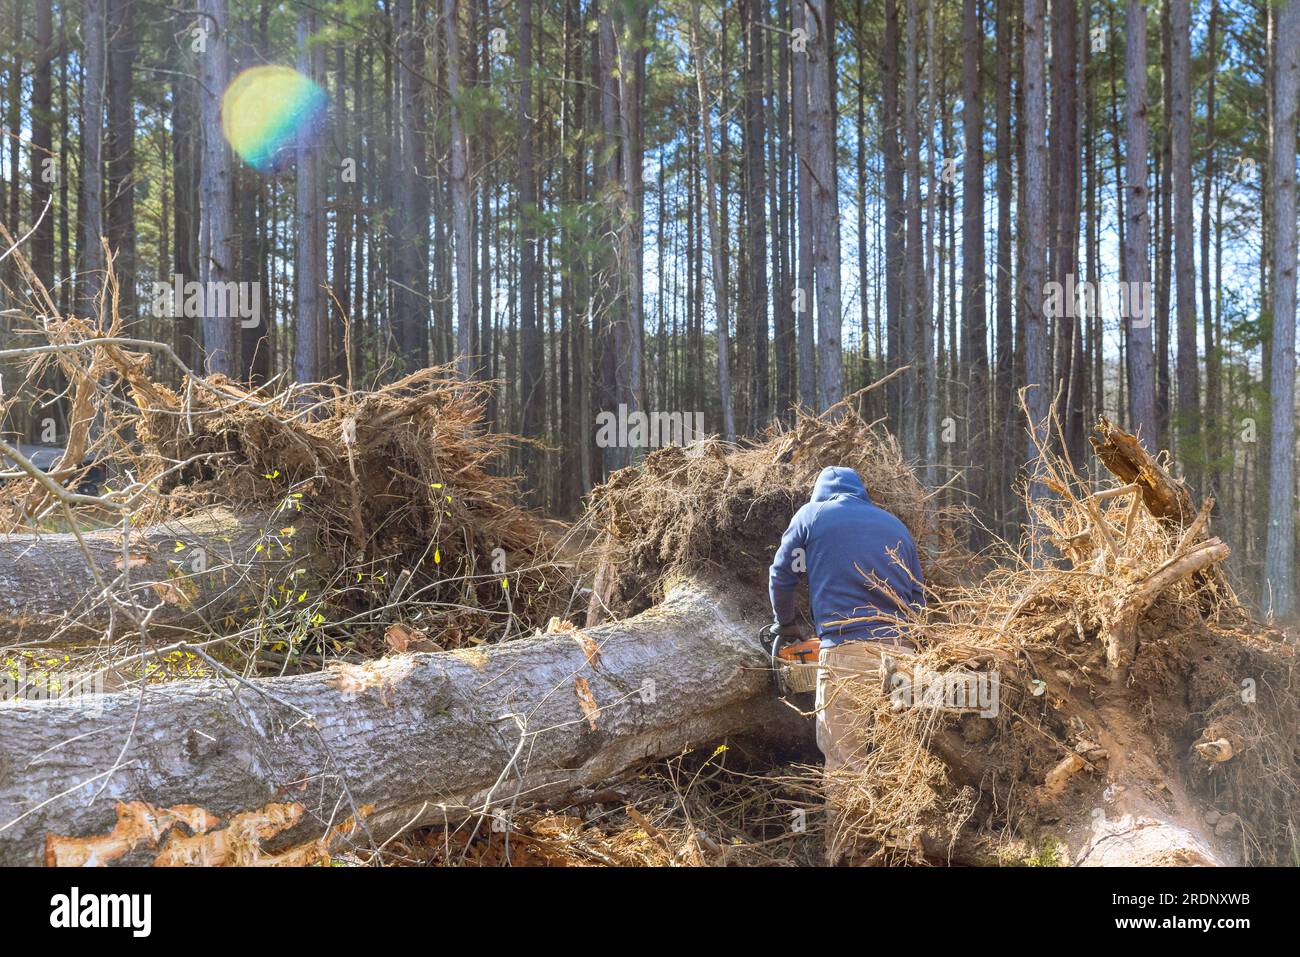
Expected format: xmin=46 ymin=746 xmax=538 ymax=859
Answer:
xmin=768 ymin=466 xmax=925 ymax=647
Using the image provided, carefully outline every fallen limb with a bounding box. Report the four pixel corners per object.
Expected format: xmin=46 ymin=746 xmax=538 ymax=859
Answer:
xmin=0 ymin=580 xmax=802 ymax=866
xmin=0 ymin=508 xmax=310 ymax=643
xmin=1089 ymin=418 xmax=1197 ymax=525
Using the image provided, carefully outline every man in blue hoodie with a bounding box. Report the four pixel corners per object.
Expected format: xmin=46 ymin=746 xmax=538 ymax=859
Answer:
xmin=768 ymin=466 xmax=925 ymax=860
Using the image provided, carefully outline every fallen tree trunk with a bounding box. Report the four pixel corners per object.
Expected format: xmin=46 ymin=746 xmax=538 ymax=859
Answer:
xmin=0 ymin=574 xmax=1234 ymax=867
xmin=0 ymin=509 xmax=309 ymax=643
xmin=0 ymin=580 xmax=804 ymax=866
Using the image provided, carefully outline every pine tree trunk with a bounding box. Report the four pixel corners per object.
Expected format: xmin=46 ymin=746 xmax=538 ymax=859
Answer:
xmin=29 ymin=0 xmax=54 ymax=291
xmin=993 ymin=0 xmax=1015 ymax=534
xmin=1201 ymin=2 xmax=1221 ymax=498
xmin=1122 ymin=0 xmax=1156 ymax=446
xmin=791 ymin=0 xmax=816 ymax=410
xmin=1265 ymin=0 xmax=1300 ymax=617
xmin=963 ymin=0 xmax=989 ymax=544
xmin=882 ymin=0 xmax=905 ymax=429
xmin=1021 ymin=0 xmax=1050 ymax=511
xmin=689 ymin=0 xmax=735 ymax=441
xmin=105 ymin=0 xmax=137 ymax=317
xmin=1049 ymin=0 xmax=1082 ymax=465
xmin=1171 ymin=0 xmax=1200 ymax=489
xmin=392 ymin=0 xmax=431 ymax=371
xmin=743 ymin=0 xmax=769 ymax=425
xmin=81 ymin=0 xmax=106 ymax=310
xmin=519 ymin=0 xmax=545 ymax=484
xmin=806 ymin=0 xmax=842 ymax=413
xmin=197 ymin=0 xmax=235 ymax=374
xmin=444 ymin=0 xmax=474 ymax=378
xmin=902 ymin=0 xmax=923 ymax=456
xmin=293 ymin=9 xmax=324 ymax=383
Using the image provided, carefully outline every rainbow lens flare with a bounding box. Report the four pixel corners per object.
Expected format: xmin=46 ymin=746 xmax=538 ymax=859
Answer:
xmin=221 ymin=66 xmax=327 ymax=172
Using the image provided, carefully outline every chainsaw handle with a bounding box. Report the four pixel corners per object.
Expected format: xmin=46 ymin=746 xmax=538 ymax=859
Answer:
xmin=764 ymin=622 xmax=805 ymax=641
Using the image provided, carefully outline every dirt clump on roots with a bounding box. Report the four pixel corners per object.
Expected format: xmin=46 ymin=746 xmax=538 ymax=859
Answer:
xmin=824 ymin=418 xmax=1298 ymax=866
xmin=580 ymin=399 xmax=968 ymax=623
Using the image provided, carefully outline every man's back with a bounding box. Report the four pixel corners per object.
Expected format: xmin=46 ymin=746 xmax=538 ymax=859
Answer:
xmin=769 ymin=466 xmax=924 ymax=645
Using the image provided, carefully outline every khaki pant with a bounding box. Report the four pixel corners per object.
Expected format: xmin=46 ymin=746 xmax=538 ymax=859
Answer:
xmin=815 ymin=638 xmax=915 ymax=864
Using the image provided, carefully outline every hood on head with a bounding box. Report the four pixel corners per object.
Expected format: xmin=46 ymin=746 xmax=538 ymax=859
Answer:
xmin=810 ymin=466 xmax=871 ymax=504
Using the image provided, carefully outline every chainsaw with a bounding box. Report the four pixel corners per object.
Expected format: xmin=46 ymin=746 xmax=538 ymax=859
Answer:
xmin=759 ymin=624 xmax=821 ymax=697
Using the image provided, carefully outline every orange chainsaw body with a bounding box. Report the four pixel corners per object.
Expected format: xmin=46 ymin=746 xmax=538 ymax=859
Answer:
xmin=777 ymin=637 xmax=821 ymax=665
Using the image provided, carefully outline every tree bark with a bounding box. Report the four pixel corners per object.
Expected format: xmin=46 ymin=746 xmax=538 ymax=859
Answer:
xmin=617 ymin=3 xmax=648 ymax=431
xmin=0 ymin=510 xmax=311 ymax=643
xmin=963 ymin=0 xmax=989 ymax=544
xmin=742 ymin=0 xmax=769 ymax=426
xmin=392 ymin=0 xmax=431 ymax=372
xmin=993 ymin=0 xmax=1014 ymax=535
xmin=30 ymin=0 xmax=55 ymax=292
xmin=0 ymin=581 xmax=798 ymax=866
xmin=688 ymin=0 xmax=735 ymax=440
xmin=1155 ymin=5 xmax=1171 ymax=449
xmin=902 ymin=0 xmax=923 ymax=456
xmin=293 ymin=9 xmax=325 ymax=383
xmin=922 ymin=0 xmax=938 ymax=477
xmin=806 ymin=0 xmax=842 ymax=413
xmin=1265 ymin=0 xmax=1300 ymax=617
xmin=792 ymin=0 xmax=817 ymax=409
xmin=1048 ymin=0 xmax=1082 ymax=466
xmin=444 ymin=0 xmax=474 ymax=378
xmin=197 ymin=0 xmax=236 ymax=375
xmin=1021 ymin=0 xmax=1049 ymax=513
xmin=1201 ymin=1 xmax=1221 ymax=499
xmin=1122 ymin=0 xmax=1156 ymax=446
xmin=1170 ymin=0 xmax=1200 ymax=489
xmin=518 ymin=0 xmax=545 ymax=481
xmin=881 ymin=0 xmax=905 ymax=429
xmin=105 ymin=0 xmax=137 ymax=318
xmin=80 ymin=0 xmax=106 ymax=310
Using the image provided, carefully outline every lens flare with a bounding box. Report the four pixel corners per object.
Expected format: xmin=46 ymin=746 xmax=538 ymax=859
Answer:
xmin=221 ymin=66 xmax=327 ymax=172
